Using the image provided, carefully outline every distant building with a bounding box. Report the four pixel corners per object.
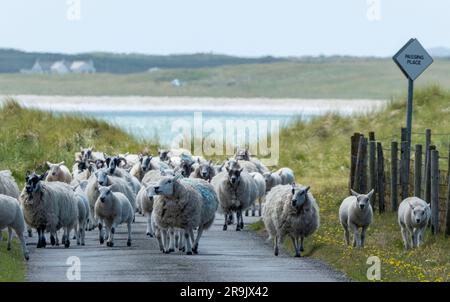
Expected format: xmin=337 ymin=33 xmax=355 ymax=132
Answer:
xmin=22 ymin=59 xmax=96 ymax=74
xmin=148 ymin=67 xmax=160 ymax=73
xmin=50 ymin=60 xmax=70 ymax=74
xmin=70 ymin=60 xmax=96 ymax=73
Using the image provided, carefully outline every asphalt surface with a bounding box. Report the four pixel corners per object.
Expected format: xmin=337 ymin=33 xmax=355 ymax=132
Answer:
xmin=26 ymin=214 xmax=348 ymax=282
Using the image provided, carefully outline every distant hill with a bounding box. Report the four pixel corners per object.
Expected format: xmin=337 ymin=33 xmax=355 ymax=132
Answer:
xmin=428 ymin=47 xmax=450 ymax=58
xmin=0 ymin=48 xmax=285 ymax=74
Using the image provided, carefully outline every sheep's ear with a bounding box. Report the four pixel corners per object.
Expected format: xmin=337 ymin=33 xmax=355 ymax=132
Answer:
xmin=58 ymin=161 xmax=65 ymax=166
xmin=46 ymin=161 xmax=51 ymax=167
xmin=40 ymin=172 xmax=48 ymax=180
xmin=367 ymin=189 xmax=375 ymax=199
xmin=239 ymin=168 xmax=244 ymax=173
xmin=209 ymin=160 xmax=213 ymax=165
xmin=305 ymin=186 xmax=311 ymax=193
xmin=80 ymin=146 xmax=84 ymax=152
xmin=409 ymin=202 xmax=415 ymax=210
xmin=190 ymin=161 xmax=195 ymax=167
xmin=197 ymin=158 xmax=201 ymax=164
xmin=25 ymin=170 xmax=31 ymax=177
xmin=350 ymin=189 xmax=359 ymax=197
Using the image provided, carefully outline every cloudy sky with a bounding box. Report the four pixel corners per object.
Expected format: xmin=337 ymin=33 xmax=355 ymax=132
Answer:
xmin=0 ymin=0 xmax=447 ymax=57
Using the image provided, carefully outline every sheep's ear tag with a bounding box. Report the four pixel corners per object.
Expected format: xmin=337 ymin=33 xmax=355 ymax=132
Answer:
xmin=305 ymin=186 xmax=311 ymax=193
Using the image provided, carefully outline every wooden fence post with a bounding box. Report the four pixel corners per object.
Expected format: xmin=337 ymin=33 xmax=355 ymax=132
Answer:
xmin=350 ymin=133 xmax=362 ymax=192
xmin=401 ymin=140 xmax=409 ymax=200
xmin=353 ymin=136 xmax=368 ymax=193
xmin=425 ymin=145 xmax=436 ymax=203
xmin=369 ymin=140 xmax=377 ymax=209
xmin=430 ymin=149 xmax=440 ymax=235
xmin=377 ymin=142 xmax=385 ymax=213
xmin=446 ymin=144 xmax=450 ymax=236
xmin=423 ymin=128 xmax=431 ymax=189
xmin=414 ymin=144 xmax=422 ymax=198
xmin=391 ymin=140 xmax=398 ymax=211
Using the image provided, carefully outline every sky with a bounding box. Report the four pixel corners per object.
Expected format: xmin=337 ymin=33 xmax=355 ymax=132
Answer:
xmin=0 ymin=0 xmax=448 ymax=57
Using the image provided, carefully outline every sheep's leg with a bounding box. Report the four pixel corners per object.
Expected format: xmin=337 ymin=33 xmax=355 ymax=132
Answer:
xmin=168 ymin=229 xmax=175 ymax=253
xmin=154 ymin=227 xmax=164 ymax=252
xmin=400 ymin=224 xmax=409 ymax=249
xmin=245 ymin=209 xmax=249 ymax=216
xmin=126 ymin=222 xmax=132 ymax=247
xmin=175 ymin=231 xmax=180 ymax=249
xmin=27 ymin=226 xmax=33 ymax=238
xmin=98 ymin=221 xmax=104 ymax=245
xmin=15 ymin=230 xmax=29 ymax=261
xmin=227 ymin=213 xmax=234 ymax=225
xmin=6 ymin=227 xmax=12 ymax=251
xmin=236 ymin=210 xmax=243 ymax=231
xmin=342 ymin=222 xmax=350 ymax=246
xmin=36 ymin=228 xmax=46 ymax=248
xmin=64 ymin=227 xmax=70 ymax=248
xmin=300 ymin=236 xmax=305 ymax=252
xmin=50 ymin=232 xmax=56 ymax=246
xmin=351 ymin=223 xmax=360 ymax=247
xmin=274 ymin=235 xmax=281 ymax=256
xmin=412 ymin=228 xmax=419 ymax=248
xmin=178 ymin=230 xmax=185 ymax=252
xmin=258 ymin=198 xmax=263 ymax=217
xmin=192 ymin=227 xmax=202 ymax=254
xmin=360 ymin=226 xmax=368 ymax=248
xmin=161 ymin=228 xmax=169 ymax=253
xmin=291 ymin=236 xmax=300 ymax=257
xmin=145 ymin=213 xmax=153 ymax=237
xmin=252 ymin=202 xmax=256 ymax=217
xmin=223 ymin=214 xmax=228 ymax=231
xmin=184 ymin=229 xmax=193 ymax=255
xmin=107 ymin=223 xmax=116 ymax=247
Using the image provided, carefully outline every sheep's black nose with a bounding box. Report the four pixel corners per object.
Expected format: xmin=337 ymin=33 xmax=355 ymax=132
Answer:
xmin=359 ymin=204 xmax=365 ymax=210
xmin=52 ymin=173 xmax=56 ymax=176
xmin=100 ymin=197 xmax=105 ymax=203
xmin=416 ymin=219 xmax=421 ymax=223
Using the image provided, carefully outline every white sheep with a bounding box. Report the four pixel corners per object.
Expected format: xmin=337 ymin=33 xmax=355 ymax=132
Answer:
xmin=73 ymin=185 xmax=90 ymax=246
xmin=246 ymin=172 xmax=266 ymax=217
xmin=190 ymin=159 xmax=216 ymax=182
xmin=45 ymin=161 xmax=73 ymax=184
xmin=339 ymin=189 xmax=374 ymax=248
xmin=20 ymin=172 xmax=78 ymax=248
xmin=136 ymin=183 xmax=156 ymax=236
xmin=152 ymin=175 xmax=203 ymax=255
xmin=0 ymin=194 xmax=29 ymax=260
xmin=263 ymin=184 xmax=320 ymax=257
xmin=276 ymin=167 xmax=295 ymax=185
xmin=398 ymin=197 xmax=431 ymax=249
xmin=263 ymin=171 xmax=282 ymax=192
xmin=94 ymin=169 xmax=137 ymax=212
xmin=211 ymin=160 xmax=257 ymax=231
xmin=94 ymin=185 xmax=133 ymax=247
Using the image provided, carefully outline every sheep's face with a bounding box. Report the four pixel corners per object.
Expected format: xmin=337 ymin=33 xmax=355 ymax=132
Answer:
xmin=263 ymin=172 xmax=272 ymax=185
xmin=108 ymin=157 xmax=120 ymax=173
xmin=160 ymin=168 xmax=175 ymax=177
xmin=351 ymin=189 xmax=374 ymax=210
xmin=145 ymin=182 xmax=157 ymax=199
xmin=235 ymin=148 xmax=250 ymax=161
xmin=80 ymin=146 xmax=93 ymax=162
xmin=199 ymin=160 xmax=213 ymax=179
xmin=180 ymin=160 xmax=195 ymax=177
xmin=47 ymin=161 xmax=64 ymax=176
xmin=98 ymin=185 xmax=113 ymax=203
xmin=25 ymin=171 xmax=46 ymax=194
xmin=291 ymin=185 xmax=310 ymax=210
xmin=159 ymin=150 xmax=169 ymax=161
xmin=154 ymin=176 xmax=175 ymax=196
xmin=95 ymin=159 xmax=105 ymax=169
xmin=410 ymin=204 xmax=429 ymax=225
xmin=95 ymin=169 xmax=109 ymax=186
xmin=141 ymin=156 xmax=153 ymax=172
xmin=226 ymin=165 xmax=243 ymax=185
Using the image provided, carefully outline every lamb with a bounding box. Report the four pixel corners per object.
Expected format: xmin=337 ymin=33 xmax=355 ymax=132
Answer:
xmin=45 ymin=161 xmax=72 ymax=184
xmin=211 ymin=160 xmax=257 ymax=231
xmin=246 ymin=172 xmax=266 ymax=217
xmin=152 ymin=175 xmax=203 ymax=254
xmin=190 ymin=159 xmax=216 ymax=182
xmin=398 ymin=197 xmax=431 ymax=249
xmin=263 ymin=184 xmax=320 ymax=257
xmin=94 ymin=185 xmax=133 ymax=247
xmin=136 ymin=184 xmax=156 ymax=236
xmin=263 ymin=171 xmax=282 ymax=192
xmin=20 ymin=172 xmax=78 ymax=248
xmin=339 ymin=189 xmax=374 ymax=248
xmin=85 ymin=170 xmax=136 ymax=230
xmin=277 ymin=167 xmax=295 ymax=185
xmin=0 ymin=194 xmax=29 ymax=260
xmin=0 ymin=170 xmax=33 ymax=238
xmin=73 ymin=185 xmax=90 ymax=246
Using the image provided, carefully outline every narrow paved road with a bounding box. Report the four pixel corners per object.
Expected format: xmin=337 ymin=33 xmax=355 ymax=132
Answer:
xmin=26 ymin=215 xmax=348 ymax=282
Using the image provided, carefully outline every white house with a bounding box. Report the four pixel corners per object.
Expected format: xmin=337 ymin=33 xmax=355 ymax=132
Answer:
xmin=29 ymin=60 xmax=53 ymax=74
xmin=50 ymin=60 xmax=70 ymax=74
xmin=70 ymin=60 xmax=96 ymax=73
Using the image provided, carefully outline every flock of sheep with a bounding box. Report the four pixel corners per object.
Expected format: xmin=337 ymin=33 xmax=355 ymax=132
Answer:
xmin=0 ymin=145 xmax=431 ymax=262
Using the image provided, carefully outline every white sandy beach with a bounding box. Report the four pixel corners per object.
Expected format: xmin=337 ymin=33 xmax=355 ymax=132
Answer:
xmin=1 ymin=95 xmax=387 ymax=116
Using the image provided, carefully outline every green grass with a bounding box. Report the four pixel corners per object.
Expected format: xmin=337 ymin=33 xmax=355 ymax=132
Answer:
xmin=0 ymin=100 xmax=156 ymax=281
xmin=2 ymin=59 xmax=450 ymax=99
xmin=250 ymin=85 xmax=450 ymax=281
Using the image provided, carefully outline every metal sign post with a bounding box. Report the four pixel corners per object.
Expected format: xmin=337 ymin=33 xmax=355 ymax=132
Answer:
xmin=393 ymin=38 xmax=433 ymax=196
